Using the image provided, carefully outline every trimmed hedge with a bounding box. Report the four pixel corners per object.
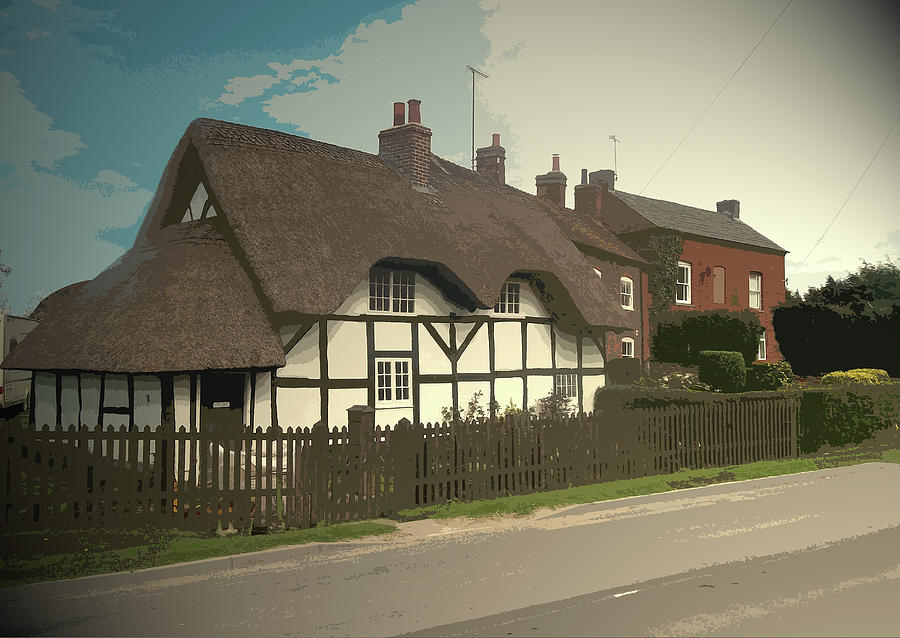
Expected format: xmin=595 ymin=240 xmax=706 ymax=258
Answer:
xmin=797 ymin=384 xmax=898 ymax=453
xmin=652 ymin=309 xmax=764 ymax=366
xmin=698 ymin=350 xmax=746 ymax=393
xmin=822 ymin=368 xmax=890 ymax=385
xmin=745 ymin=361 xmax=794 ymax=391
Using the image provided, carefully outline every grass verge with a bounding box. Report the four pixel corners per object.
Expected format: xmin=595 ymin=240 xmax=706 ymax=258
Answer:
xmin=0 ymin=521 xmax=396 ymax=588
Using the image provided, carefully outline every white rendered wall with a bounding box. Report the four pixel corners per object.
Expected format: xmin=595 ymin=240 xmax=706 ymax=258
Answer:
xmin=418 ymin=324 xmax=451 ymax=375
xmin=494 ymin=377 xmax=524 ymax=411
xmin=419 ymin=382 xmax=452 ymax=424
xmin=457 ymin=324 xmax=489 ymax=373
xmin=494 ymin=322 xmax=523 ymax=371
xmin=526 ymin=323 xmax=552 ymax=369
xmin=554 ymin=328 xmax=578 ymax=368
xmin=374 ymin=406 xmax=414 ymax=429
xmin=582 ymin=337 xmax=605 ymax=368
xmin=103 ymin=374 xmax=128 ymax=408
xmin=582 ymin=375 xmax=606 ymax=413
xmin=253 ymin=371 xmax=271 ymax=429
xmin=277 ymin=387 xmax=320 ymax=429
xmin=59 ymin=374 xmax=79 ymax=427
xmin=517 ymin=283 xmax=549 ymax=318
xmin=133 ymin=375 xmax=161 ymax=429
xmin=33 ymin=372 xmax=55 ymax=426
xmin=80 ymin=373 xmax=101 ymax=429
xmin=527 ymin=375 xmax=553 ymax=408
xmin=374 ymin=321 xmax=412 ymax=350
xmin=280 ymin=324 xmax=319 ymax=378
xmin=329 ymin=388 xmax=368 ymax=428
xmin=326 ymin=320 xmax=367 ymax=379
xmin=174 ymin=374 xmax=191 ymax=429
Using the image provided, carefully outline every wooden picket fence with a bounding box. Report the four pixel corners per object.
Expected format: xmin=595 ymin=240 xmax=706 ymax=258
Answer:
xmin=1 ymin=393 xmax=799 ymax=532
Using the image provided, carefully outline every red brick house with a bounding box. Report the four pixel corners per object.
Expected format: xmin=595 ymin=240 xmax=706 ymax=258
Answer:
xmin=590 ymin=172 xmax=786 ymax=362
xmin=540 ymin=167 xmax=786 ymax=364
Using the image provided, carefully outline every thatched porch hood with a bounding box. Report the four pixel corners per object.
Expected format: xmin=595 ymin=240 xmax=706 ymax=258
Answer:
xmin=4 ymin=118 xmax=645 ymax=373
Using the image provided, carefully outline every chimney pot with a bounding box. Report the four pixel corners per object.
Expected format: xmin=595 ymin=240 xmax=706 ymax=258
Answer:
xmin=492 ymin=133 xmax=501 ymax=147
xmin=392 ymin=101 xmax=405 ymax=126
xmin=581 ymin=168 xmax=588 ymax=185
xmin=408 ymin=99 xmax=422 ymax=124
xmin=552 ymin=154 xmax=560 ymax=172
xmin=476 ymin=133 xmax=506 ymax=185
xmin=589 ymin=169 xmax=616 ymax=192
xmin=536 ymin=154 xmax=567 ymax=208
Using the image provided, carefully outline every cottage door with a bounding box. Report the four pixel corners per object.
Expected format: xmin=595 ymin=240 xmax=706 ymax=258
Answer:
xmin=199 ymin=372 xmax=245 ymax=437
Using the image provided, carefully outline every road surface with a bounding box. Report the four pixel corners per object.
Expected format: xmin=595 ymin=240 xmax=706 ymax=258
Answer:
xmin=1 ymin=462 xmax=898 ymax=637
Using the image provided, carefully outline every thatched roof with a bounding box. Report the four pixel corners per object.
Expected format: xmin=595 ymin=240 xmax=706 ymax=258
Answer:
xmin=5 ymin=117 xmax=644 ymax=373
xmin=3 ymin=222 xmax=284 ymax=372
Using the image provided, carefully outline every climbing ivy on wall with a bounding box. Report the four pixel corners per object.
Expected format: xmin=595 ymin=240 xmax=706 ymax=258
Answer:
xmin=628 ymin=230 xmax=683 ymax=324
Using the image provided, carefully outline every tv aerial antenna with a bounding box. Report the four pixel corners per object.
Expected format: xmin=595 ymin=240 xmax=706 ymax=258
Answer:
xmin=609 ymin=135 xmax=621 ymax=179
xmin=466 ymin=64 xmax=488 ymax=171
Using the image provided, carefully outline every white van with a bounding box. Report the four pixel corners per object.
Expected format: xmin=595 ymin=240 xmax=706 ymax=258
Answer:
xmin=1 ymin=314 xmax=39 ymax=412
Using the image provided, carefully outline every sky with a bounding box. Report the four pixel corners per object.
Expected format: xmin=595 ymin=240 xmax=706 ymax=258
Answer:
xmin=1 ymin=0 xmax=898 ymax=315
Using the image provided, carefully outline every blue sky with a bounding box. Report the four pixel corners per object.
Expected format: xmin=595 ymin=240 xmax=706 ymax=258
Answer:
xmin=1 ymin=0 xmax=899 ymax=314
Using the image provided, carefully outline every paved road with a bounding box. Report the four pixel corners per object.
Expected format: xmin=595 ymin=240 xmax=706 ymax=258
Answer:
xmin=1 ymin=463 xmax=899 ymax=637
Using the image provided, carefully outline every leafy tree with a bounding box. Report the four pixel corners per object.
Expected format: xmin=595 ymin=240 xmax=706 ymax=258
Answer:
xmin=532 ymin=390 xmax=573 ymax=419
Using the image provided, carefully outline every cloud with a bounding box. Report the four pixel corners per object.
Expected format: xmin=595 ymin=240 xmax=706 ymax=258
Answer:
xmin=0 ymin=71 xmax=84 ymax=168
xmin=0 ymin=72 xmax=151 ymax=314
xmin=0 ymin=49 xmax=13 ymax=56
xmin=25 ymin=29 xmax=51 ymax=40
xmin=29 ymin=0 xmax=59 ymax=8
xmin=875 ymin=229 xmax=900 ymax=258
xmin=218 ymin=73 xmax=282 ymax=106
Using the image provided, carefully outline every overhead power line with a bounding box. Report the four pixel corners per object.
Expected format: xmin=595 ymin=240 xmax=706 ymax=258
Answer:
xmin=795 ymin=112 xmax=900 ymax=271
xmin=639 ymin=0 xmax=793 ymax=194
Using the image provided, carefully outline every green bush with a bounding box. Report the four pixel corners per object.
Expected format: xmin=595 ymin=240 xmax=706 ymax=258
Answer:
xmin=697 ymin=351 xmax=746 ymax=393
xmin=745 ymin=361 xmax=794 ymax=391
xmin=652 ymin=309 xmax=764 ymax=366
xmin=798 ymin=387 xmax=889 ymax=453
xmin=822 ymin=368 xmax=890 ymax=385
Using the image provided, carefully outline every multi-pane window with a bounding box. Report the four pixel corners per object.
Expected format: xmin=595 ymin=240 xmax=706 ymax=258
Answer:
xmin=622 ymin=337 xmax=635 ymax=358
xmin=375 ymin=359 xmax=411 ymax=406
xmin=369 ymin=268 xmax=415 ymax=313
xmin=758 ymin=331 xmax=766 ymax=361
xmin=554 ymin=373 xmax=577 ymax=399
xmin=620 ymin=277 xmax=634 ymax=310
xmin=676 ymin=262 xmax=692 ymax=304
xmin=494 ymin=282 xmax=521 ymax=314
xmin=749 ymin=273 xmax=762 ymax=310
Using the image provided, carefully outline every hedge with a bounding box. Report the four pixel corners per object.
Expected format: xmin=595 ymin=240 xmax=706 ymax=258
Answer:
xmin=697 ymin=350 xmax=746 ymax=393
xmin=797 ymin=383 xmax=899 ymax=453
xmin=822 ymin=368 xmax=890 ymax=385
xmin=652 ymin=309 xmax=763 ymax=366
xmin=745 ymin=361 xmax=793 ymax=391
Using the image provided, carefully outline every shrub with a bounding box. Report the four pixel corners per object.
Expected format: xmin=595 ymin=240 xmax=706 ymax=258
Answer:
xmin=798 ymin=387 xmax=890 ymax=453
xmin=745 ymin=361 xmax=794 ymax=391
xmin=697 ymin=350 xmax=746 ymax=392
xmin=652 ymin=309 xmax=764 ymax=366
xmin=822 ymin=368 xmax=890 ymax=385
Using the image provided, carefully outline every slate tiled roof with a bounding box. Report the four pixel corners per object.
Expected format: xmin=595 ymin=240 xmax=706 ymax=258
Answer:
xmin=613 ymin=191 xmax=786 ymax=253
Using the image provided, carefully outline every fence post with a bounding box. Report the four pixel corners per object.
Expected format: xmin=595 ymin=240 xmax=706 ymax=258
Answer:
xmin=347 ymin=405 xmax=375 ymax=520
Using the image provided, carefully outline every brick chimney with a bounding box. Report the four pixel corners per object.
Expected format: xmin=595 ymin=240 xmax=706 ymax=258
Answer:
xmin=476 ymin=133 xmax=505 ymax=185
xmin=378 ymin=98 xmax=433 ymax=189
xmin=535 ymin=154 xmax=567 ymax=208
xmin=717 ymin=199 xmax=740 ymax=220
xmin=589 ymin=169 xmax=616 ymax=192
xmin=574 ymin=167 xmax=607 ymax=217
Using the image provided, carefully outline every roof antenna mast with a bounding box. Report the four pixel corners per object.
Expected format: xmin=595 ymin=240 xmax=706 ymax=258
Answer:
xmin=609 ymin=135 xmax=621 ymax=180
xmin=466 ymin=64 xmax=489 ymax=171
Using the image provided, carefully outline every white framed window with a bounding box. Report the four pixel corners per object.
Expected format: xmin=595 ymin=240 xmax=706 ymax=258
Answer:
xmin=494 ymin=281 xmax=521 ymax=314
xmin=620 ymin=276 xmax=634 ymax=310
xmin=375 ymin=358 xmax=412 ymax=407
xmin=749 ymin=272 xmax=762 ymax=310
xmin=554 ymin=372 xmax=577 ymax=399
xmin=676 ymin=261 xmax=691 ymax=304
xmin=621 ymin=337 xmax=635 ymax=358
xmin=758 ymin=331 xmax=766 ymax=361
xmin=369 ymin=268 xmax=415 ymax=313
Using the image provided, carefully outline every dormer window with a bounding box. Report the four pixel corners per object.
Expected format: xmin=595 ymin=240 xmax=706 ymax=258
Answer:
xmin=180 ymin=182 xmax=218 ymax=223
xmin=369 ymin=267 xmax=415 ymax=313
xmin=494 ymin=282 xmax=521 ymax=314
xmin=620 ymin=277 xmax=634 ymax=310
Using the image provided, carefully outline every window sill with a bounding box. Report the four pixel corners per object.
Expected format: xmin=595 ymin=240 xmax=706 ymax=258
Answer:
xmin=375 ymin=403 xmax=413 ymax=410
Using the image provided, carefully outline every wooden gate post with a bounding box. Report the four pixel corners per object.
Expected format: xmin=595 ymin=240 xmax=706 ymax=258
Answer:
xmin=347 ymin=405 xmax=375 ymax=519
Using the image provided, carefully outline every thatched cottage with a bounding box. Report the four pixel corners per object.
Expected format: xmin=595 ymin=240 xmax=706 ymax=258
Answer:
xmin=3 ymin=100 xmax=648 ymax=431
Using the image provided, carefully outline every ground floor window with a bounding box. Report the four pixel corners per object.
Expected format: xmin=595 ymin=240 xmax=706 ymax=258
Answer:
xmin=376 ymin=358 xmax=412 ymax=407
xmin=554 ymin=372 xmax=578 ymax=399
xmin=758 ymin=331 xmax=766 ymax=360
xmin=621 ymin=337 xmax=635 ymax=358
